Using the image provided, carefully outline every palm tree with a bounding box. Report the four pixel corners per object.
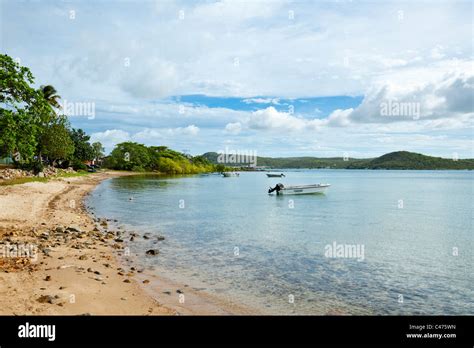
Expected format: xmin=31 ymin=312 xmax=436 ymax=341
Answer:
xmin=40 ymin=85 xmax=61 ymax=108
xmin=37 ymin=85 xmax=61 ymax=166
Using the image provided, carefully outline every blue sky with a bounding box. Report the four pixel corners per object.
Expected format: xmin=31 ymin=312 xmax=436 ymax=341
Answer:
xmin=173 ymin=95 xmax=363 ymax=116
xmin=1 ymin=0 xmax=472 ymax=158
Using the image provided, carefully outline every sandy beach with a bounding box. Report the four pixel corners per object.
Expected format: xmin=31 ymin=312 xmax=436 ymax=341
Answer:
xmin=0 ymin=171 xmax=256 ymax=315
xmin=0 ymin=171 xmax=176 ymax=315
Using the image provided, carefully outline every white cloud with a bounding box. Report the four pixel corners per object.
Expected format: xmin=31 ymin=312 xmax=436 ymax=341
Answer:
xmin=91 ymin=129 xmax=131 ymax=143
xmin=189 ymin=0 xmax=283 ymax=23
xmin=7 ymin=0 xmax=472 ymax=99
xmin=326 ymin=62 xmax=474 ymax=127
xmin=90 ymin=129 xmax=131 ymax=150
xmin=430 ymin=45 xmax=445 ymax=60
xmin=91 ymin=125 xmax=199 ymax=152
xmin=380 ymin=58 xmax=408 ymax=68
xmin=120 ymin=59 xmax=178 ymax=99
xmin=230 ymin=106 xmax=325 ymax=132
xmin=3 ymin=0 xmax=473 ymax=157
xmin=225 ymin=122 xmax=242 ymax=134
xmin=326 ymin=109 xmax=354 ymax=127
xmin=248 ymin=107 xmax=306 ymax=131
xmin=242 ymin=98 xmax=280 ymax=105
xmin=225 ymin=62 xmax=474 ymax=135
xmin=133 ymin=125 xmax=199 ymax=140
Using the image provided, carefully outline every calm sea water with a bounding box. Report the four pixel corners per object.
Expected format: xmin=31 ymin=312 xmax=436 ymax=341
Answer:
xmin=87 ymin=170 xmax=473 ymax=315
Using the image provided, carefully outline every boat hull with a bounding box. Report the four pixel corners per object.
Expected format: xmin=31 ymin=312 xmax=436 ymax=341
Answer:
xmin=278 ymin=184 xmax=330 ymax=195
xmin=222 ymin=172 xmax=239 ymax=177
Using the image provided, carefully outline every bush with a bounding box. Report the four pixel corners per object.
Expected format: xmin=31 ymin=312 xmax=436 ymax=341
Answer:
xmin=32 ymin=160 xmax=44 ymax=174
xmin=131 ymin=165 xmax=146 ymax=172
xmin=108 ymin=142 xmax=151 ymax=170
xmin=19 ymin=160 xmax=44 ymax=174
xmin=70 ymin=159 xmax=87 ymax=171
xmin=23 ymin=160 xmax=44 ymax=175
xmin=105 ymin=142 xmax=223 ymax=174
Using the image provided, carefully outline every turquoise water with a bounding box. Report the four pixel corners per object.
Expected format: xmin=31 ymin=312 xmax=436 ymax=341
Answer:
xmin=87 ymin=170 xmax=473 ymax=315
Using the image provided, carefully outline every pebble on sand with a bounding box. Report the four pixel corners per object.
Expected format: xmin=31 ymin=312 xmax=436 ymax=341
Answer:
xmin=145 ymin=249 xmax=159 ymax=256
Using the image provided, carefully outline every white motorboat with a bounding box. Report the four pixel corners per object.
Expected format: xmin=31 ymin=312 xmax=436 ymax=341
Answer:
xmin=222 ymin=172 xmax=239 ymax=177
xmin=266 ymin=173 xmax=285 ymax=178
xmin=268 ymin=183 xmax=330 ymax=195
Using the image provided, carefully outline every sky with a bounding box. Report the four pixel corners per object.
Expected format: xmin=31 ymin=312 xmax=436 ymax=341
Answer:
xmin=1 ymin=0 xmax=473 ymax=158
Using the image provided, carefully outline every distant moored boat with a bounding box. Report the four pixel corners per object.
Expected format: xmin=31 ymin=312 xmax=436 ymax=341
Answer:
xmin=266 ymin=173 xmax=285 ymax=177
xmin=222 ymin=172 xmax=239 ymax=177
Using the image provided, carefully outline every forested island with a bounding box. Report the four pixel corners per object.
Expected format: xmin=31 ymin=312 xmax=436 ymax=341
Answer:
xmin=202 ymin=151 xmax=474 ymax=170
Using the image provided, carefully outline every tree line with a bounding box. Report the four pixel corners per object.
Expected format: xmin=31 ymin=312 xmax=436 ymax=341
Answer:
xmin=105 ymin=142 xmax=225 ymax=173
xmin=0 ymin=54 xmax=223 ymax=174
xmin=0 ymin=54 xmax=104 ymax=172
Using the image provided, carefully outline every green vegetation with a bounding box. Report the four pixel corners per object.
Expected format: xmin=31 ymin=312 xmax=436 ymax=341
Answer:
xmin=40 ymin=123 xmax=75 ymax=166
xmin=346 ymin=151 xmax=474 ymax=170
xmin=91 ymin=142 xmax=105 ymax=162
xmin=0 ymin=170 xmax=90 ymax=186
xmin=55 ymin=170 xmax=91 ymax=178
xmin=2 ymin=54 xmax=470 ymax=174
xmin=0 ymin=54 xmax=103 ymax=171
xmin=0 ymin=176 xmax=49 ymax=186
xmin=202 ymin=152 xmax=368 ymax=169
xmin=0 ymin=54 xmax=223 ymax=176
xmin=104 ymin=143 xmax=221 ymax=174
xmin=202 ymin=151 xmax=474 ymax=170
xmin=69 ymin=129 xmax=93 ymax=163
xmin=251 ymin=156 xmax=368 ymax=169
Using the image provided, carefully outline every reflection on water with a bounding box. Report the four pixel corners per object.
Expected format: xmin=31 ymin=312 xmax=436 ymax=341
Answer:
xmin=87 ymin=170 xmax=474 ymax=314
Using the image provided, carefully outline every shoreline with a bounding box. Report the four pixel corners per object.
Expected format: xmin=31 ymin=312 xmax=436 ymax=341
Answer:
xmin=0 ymin=171 xmax=175 ymax=315
xmin=0 ymin=170 xmax=253 ymax=315
xmin=85 ymin=176 xmax=257 ymax=315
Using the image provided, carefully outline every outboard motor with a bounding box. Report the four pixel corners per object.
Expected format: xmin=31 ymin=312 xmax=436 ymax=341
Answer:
xmin=268 ymin=183 xmax=284 ymax=194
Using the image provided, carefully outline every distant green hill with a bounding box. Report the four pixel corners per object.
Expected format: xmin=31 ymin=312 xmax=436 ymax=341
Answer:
xmin=202 ymin=151 xmax=474 ymax=170
xmin=347 ymin=151 xmax=474 ymax=170
xmin=253 ymin=156 xmax=369 ymax=169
